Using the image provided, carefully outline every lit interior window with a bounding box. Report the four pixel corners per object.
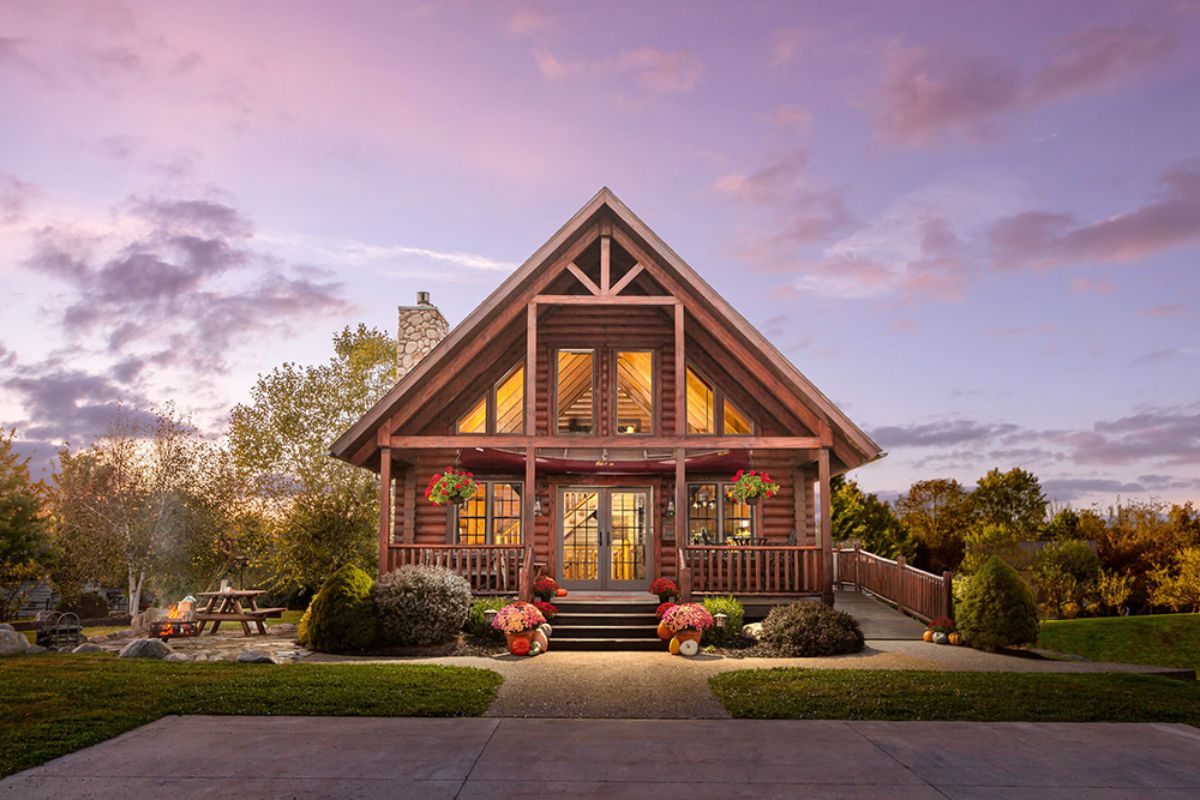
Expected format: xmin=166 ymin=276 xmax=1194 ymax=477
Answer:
xmin=724 ymin=399 xmax=752 ymax=435
xmin=616 ymin=351 xmax=653 ymax=434
xmin=495 ymin=365 xmax=524 ymax=434
xmin=686 ymin=367 xmax=714 ymax=434
xmin=456 ymin=396 xmax=486 ymax=434
xmin=557 ymin=349 xmax=594 ymax=433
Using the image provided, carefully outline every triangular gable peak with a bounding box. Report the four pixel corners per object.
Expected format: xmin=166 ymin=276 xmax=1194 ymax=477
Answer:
xmin=331 ymin=187 xmax=883 ymax=472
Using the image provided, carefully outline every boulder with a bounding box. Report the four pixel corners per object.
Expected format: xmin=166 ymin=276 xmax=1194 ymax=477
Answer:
xmin=25 ymin=644 xmax=47 ymax=655
xmin=742 ymin=622 xmax=763 ymax=641
xmin=236 ymin=649 xmax=276 ymax=664
xmin=0 ymin=627 xmax=29 ymax=656
xmin=129 ymin=608 xmax=164 ymax=635
xmin=0 ymin=623 xmax=15 ymax=632
xmin=72 ymin=643 xmax=104 ymax=654
xmin=163 ymin=653 xmax=191 ymax=662
xmin=118 ymin=638 xmax=174 ymax=660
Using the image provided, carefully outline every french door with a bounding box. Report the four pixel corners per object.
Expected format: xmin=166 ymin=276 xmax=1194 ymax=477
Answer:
xmin=557 ymin=486 xmax=650 ymax=590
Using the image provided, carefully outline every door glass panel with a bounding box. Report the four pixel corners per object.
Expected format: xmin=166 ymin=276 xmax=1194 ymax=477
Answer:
xmin=686 ymin=367 xmax=714 ymax=433
xmin=557 ymin=350 xmax=594 ymax=433
xmin=609 ymin=491 xmax=647 ymax=582
xmin=562 ymin=490 xmax=599 ymax=581
xmin=495 ymin=366 xmax=524 ymax=434
xmin=615 ymin=351 xmax=653 ymax=434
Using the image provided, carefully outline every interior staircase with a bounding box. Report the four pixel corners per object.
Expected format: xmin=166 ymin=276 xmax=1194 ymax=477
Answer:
xmin=549 ymin=598 xmax=662 ymax=652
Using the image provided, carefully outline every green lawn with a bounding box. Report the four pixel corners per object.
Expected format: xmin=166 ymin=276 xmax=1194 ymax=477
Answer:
xmin=0 ymin=654 xmax=502 ymax=778
xmin=1037 ymin=613 xmax=1200 ymax=674
xmin=710 ymin=668 xmax=1200 ymax=725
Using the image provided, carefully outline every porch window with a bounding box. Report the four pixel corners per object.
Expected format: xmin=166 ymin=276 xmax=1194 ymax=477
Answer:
xmin=615 ymin=350 xmax=653 ymax=434
xmin=456 ymin=481 xmax=523 ymax=544
xmin=556 ymin=349 xmax=594 ymax=433
xmin=687 ymin=482 xmax=754 ymax=543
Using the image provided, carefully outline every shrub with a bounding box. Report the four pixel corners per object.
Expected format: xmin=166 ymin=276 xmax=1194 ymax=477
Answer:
xmin=296 ymin=600 xmax=314 ymax=646
xmin=702 ymin=596 xmax=745 ymax=646
xmin=465 ymin=596 xmax=512 ymax=640
xmin=373 ymin=565 xmax=472 ymax=646
xmin=956 ymin=555 xmax=1039 ymax=651
xmin=305 ymin=564 xmax=378 ymax=653
xmin=56 ymin=591 xmax=109 ymax=619
xmin=760 ymin=602 xmax=864 ymax=657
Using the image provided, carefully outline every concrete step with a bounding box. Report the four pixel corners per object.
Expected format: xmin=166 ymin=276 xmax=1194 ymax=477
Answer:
xmin=550 ymin=624 xmax=661 ymax=639
xmin=551 ymin=637 xmax=665 ymax=652
xmin=552 ymin=612 xmax=660 ymax=626
xmin=550 ymin=600 xmax=661 ymax=614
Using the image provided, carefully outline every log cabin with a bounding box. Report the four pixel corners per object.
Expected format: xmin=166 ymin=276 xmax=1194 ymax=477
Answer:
xmin=331 ymin=188 xmax=884 ymax=623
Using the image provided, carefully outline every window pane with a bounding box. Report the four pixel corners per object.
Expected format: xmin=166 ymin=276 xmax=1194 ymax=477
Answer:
xmin=492 ymin=482 xmax=522 ymax=544
xmin=616 ymin=351 xmax=653 ymax=434
xmin=687 ymin=483 xmax=718 ymax=544
xmin=686 ymin=367 xmax=714 ymax=434
xmin=557 ymin=350 xmax=594 ymax=433
xmin=456 ymin=396 xmax=486 ymax=434
xmin=724 ymin=399 xmax=752 ymax=435
xmin=456 ymin=492 xmax=487 ymax=544
xmin=495 ymin=366 xmax=524 ymax=434
xmin=723 ymin=486 xmax=753 ymax=542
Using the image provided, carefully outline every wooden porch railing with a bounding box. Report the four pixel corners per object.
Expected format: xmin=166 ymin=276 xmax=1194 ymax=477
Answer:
xmin=834 ymin=547 xmax=953 ymax=623
xmin=683 ymin=545 xmax=823 ymax=596
xmin=386 ymin=544 xmax=531 ymax=597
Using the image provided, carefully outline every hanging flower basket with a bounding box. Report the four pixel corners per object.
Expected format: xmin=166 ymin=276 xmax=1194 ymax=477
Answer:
xmin=728 ymin=470 xmax=780 ymax=505
xmin=425 ymin=467 xmax=478 ymax=506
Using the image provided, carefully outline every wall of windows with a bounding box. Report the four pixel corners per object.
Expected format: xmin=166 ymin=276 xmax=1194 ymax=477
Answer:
xmin=455 ymin=481 xmax=523 ymax=544
xmin=615 ymin=350 xmax=653 ymax=434
xmin=687 ymin=482 xmax=754 ymax=543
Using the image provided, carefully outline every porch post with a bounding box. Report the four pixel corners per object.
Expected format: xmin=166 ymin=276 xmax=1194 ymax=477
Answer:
xmin=525 ymin=302 xmax=537 ymax=437
xmin=522 ymin=445 xmax=536 ymax=602
xmin=378 ymin=446 xmax=392 ymax=578
xmin=817 ymin=448 xmax=833 ymax=605
xmin=674 ymin=447 xmax=686 ymax=551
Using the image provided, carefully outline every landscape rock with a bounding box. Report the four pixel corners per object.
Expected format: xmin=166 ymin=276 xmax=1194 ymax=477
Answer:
xmin=130 ymin=608 xmax=164 ymax=635
xmin=0 ymin=623 xmax=15 ymax=632
xmin=0 ymin=627 xmax=29 ymax=656
xmin=266 ymin=623 xmax=297 ymax=636
xmin=742 ymin=622 xmax=763 ymax=641
xmin=237 ymin=649 xmax=277 ymax=664
xmin=163 ymin=653 xmax=191 ymax=662
xmin=72 ymin=643 xmax=104 ymax=654
xmin=25 ymin=644 xmax=47 ymax=654
xmin=118 ymin=638 xmax=174 ymax=659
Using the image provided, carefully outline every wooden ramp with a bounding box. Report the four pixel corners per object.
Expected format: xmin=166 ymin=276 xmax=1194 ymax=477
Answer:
xmin=834 ymin=589 xmax=926 ymax=640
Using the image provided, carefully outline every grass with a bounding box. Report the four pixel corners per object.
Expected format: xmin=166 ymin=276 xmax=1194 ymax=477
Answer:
xmin=1038 ymin=613 xmax=1200 ymax=675
xmin=710 ymin=668 xmax=1200 ymax=725
xmin=0 ymin=654 xmax=502 ymax=778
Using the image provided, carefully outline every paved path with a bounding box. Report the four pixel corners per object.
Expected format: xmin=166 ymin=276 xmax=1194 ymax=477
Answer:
xmin=3 ymin=716 xmax=1198 ymax=798
xmin=834 ymin=588 xmax=928 ymax=639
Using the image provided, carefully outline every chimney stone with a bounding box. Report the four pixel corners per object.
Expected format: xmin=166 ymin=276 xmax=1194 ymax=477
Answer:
xmin=396 ymin=291 xmax=448 ymax=377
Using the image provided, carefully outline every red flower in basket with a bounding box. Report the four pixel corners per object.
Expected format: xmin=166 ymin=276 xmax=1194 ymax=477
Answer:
xmin=425 ymin=468 xmax=477 ymax=506
xmin=649 ymin=577 xmax=678 ymax=602
xmin=729 ymin=470 xmax=780 ymax=505
xmin=533 ymin=600 xmax=558 ymax=621
xmin=532 ymin=576 xmax=559 ymax=601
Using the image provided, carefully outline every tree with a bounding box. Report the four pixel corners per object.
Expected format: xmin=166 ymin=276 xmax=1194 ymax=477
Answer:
xmin=1031 ymin=540 xmax=1101 ymax=618
xmin=894 ymin=478 xmax=973 ymax=572
xmin=228 ymin=324 xmax=397 ymax=592
xmin=971 ymin=467 xmax=1047 ymax=539
xmin=1094 ymin=499 xmax=1200 ymax=610
xmin=0 ymin=430 xmax=50 ymax=620
xmin=956 ymin=555 xmax=1040 ymax=650
xmin=831 ymin=475 xmax=909 ymax=559
xmin=1147 ymin=547 xmax=1200 ymax=612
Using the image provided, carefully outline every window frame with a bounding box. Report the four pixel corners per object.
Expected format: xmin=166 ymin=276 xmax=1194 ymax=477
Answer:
xmin=453 ymin=362 xmax=525 ymax=436
xmin=685 ymin=363 xmax=755 ymax=437
xmin=554 ymin=347 xmax=597 ymax=435
xmin=686 ymin=481 xmax=756 ymax=543
xmin=453 ymin=480 xmax=524 ymax=545
xmin=612 ymin=348 xmax=656 ymax=436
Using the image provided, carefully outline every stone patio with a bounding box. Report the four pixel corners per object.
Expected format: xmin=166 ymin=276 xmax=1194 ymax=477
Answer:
xmin=85 ymin=625 xmax=310 ymax=663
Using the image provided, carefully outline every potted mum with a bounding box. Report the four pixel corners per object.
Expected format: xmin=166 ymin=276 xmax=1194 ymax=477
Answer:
xmin=532 ymin=576 xmax=559 ymax=602
xmin=491 ymin=601 xmax=548 ymax=655
xmin=924 ymin=616 xmax=957 ymax=645
xmin=649 ymin=577 xmax=679 ymax=603
xmin=728 ymin=469 xmax=780 ymax=505
xmin=425 ymin=467 xmax=477 ymax=506
xmin=533 ymin=600 xmax=558 ymax=621
xmin=661 ymin=602 xmax=714 ymax=657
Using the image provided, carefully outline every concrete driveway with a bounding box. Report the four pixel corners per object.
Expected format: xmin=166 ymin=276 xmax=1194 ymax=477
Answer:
xmin=3 ymin=716 xmax=1199 ymax=799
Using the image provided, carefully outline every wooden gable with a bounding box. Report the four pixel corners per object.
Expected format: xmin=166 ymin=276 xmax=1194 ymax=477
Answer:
xmin=330 ymin=187 xmax=884 ymax=472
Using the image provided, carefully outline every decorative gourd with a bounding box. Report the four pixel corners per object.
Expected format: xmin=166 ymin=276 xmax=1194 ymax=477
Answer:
xmin=668 ymin=636 xmax=682 ymax=655
xmin=556 ymin=588 xmax=568 ymax=597
xmin=922 ymin=630 xmax=934 ymax=642
xmin=678 ymin=638 xmax=699 ymax=657
xmin=657 ymin=621 xmax=672 ymax=640
xmin=532 ymin=628 xmax=549 ymax=653
xmin=529 ymin=640 xmax=542 ymax=656
xmin=948 ymin=632 xmax=962 ymax=646
xmin=932 ymin=631 xmax=949 ymax=645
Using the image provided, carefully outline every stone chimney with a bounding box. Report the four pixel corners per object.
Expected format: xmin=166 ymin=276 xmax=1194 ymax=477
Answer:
xmin=397 ymin=290 xmax=449 ymax=377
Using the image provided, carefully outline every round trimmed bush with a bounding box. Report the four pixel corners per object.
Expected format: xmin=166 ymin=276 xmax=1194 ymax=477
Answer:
xmin=702 ymin=595 xmax=745 ymax=646
xmin=957 ymin=555 xmax=1039 ymax=651
xmin=305 ymin=565 xmax=378 ymax=653
xmin=465 ymin=596 xmax=512 ymax=641
xmin=760 ymin=601 xmax=864 ymax=657
xmin=373 ymin=565 xmax=472 ymax=646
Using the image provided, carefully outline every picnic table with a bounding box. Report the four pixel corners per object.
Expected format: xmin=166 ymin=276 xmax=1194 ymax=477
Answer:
xmin=193 ymin=589 xmax=284 ymax=636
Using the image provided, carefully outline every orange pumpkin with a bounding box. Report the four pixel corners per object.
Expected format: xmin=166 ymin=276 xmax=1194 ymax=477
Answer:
xmin=555 ymin=588 xmax=568 ymax=597
xmin=948 ymin=632 xmax=962 ymax=646
xmin=668 ymin=636 xmax=682 ymax=655
xmin=657 ymin=621 xmax=672 ymax=640
xmin=922 ymin=630 xmax=934 ymax=642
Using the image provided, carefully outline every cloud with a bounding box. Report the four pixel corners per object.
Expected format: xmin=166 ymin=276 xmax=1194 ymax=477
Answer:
xmin=1071 ymin=276 xmax=1116 ymax=295
xmin=889 ymin=319 xmax=919 ymax=333
xmin=768 ymin=28 xmax=812 ymax=66
xmin=0 ymin=174 xmax=38 ymax=225
xmin=1139 ymin=304 xmax=1188 ymax=318
xmin=872 ymin=419 xmax=1020 ymax=448
xmin=509 ymin=7 xmax=551 ymax=35
xmin=1045 ymin=401 xmax=1200 ymax=466
xmin=989 ymin=160 xmax=1200 ymax=270
xmin=534 ymin=47 xmax=701 ymax=93
xmin=877 ymin=25 xmax=1176 ymax=144
xmin=763 ymin=105 xmax=813 ymax=131
xmin=1041 ymin=476 xmax=1150 ymax=501
xmin=714 ymin=151 xmax=807 ymax=205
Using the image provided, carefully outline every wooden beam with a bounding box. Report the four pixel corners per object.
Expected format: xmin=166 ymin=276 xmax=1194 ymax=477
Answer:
xmin=600 ymin=235 xmax=611 ymax=293
xmin=531 ymin=294 xmax=679 ymax=306
xmin=674 ymin=447 xmax=686 ymax=545
xmin=526 ymin=303 xmax=537 ymax=437
xmin=609 ymin=262 xmax=644 ymax=295
xmin=817 ymin=448 xmax=833 ymax=605
xmin=378 ymin=446 xmax=392 ymax=577
xmin=388 ymin=434 xmax=824 ymax=450
xmin=566 ymin=262 xmax=601 ymax=295
xmin=403 ymin=466 xmax=417 ymax=544
xmin=674 ymin=303 xmax=685 ymax=437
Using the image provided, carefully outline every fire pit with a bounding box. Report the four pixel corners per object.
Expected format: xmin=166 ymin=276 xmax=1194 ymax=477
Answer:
xmin=150 ymin=597 xmax=198 ymax=641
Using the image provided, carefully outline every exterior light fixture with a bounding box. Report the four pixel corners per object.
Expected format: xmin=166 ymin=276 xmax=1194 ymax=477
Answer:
xmin=665 ymin=498 xmax=675 ymax=517
xmin=484 ymin=609 xmax=499 ymax=627
xmin=534 ymin=498 xmax=543 ymax=516
xmin=714 ymin=612 xmax=728 ymax=629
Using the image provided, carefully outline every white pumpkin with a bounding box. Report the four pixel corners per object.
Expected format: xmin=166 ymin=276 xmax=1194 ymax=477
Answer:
xmin=532 ymin=628 xmax=549 ymax=653
xmin=678 ymin=638 xmax=699 ymax=657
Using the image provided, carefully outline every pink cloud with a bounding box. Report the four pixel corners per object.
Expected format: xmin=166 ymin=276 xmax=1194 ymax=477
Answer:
xmin=877 ymin=25 xmax=1176 ymax=144
xmin=534 ymin=46 xmax=700 ymax=93
xmin=1140 ymin=303 xmax=1188 ymax=317
xmin=763 ymin=104 xmax=813 ymax=131
xmin=768 ymin=28 xmax=811 ymax=66
xmin=1070 ymin=276 xmax=1116 ymax=294
xmin=989 ymin=160 xmax=1200 ymax=270
xmin=510 ymin=7 xmax=552 ymax=35
xmin=713 ymin=150 xmax=806 ymax=204
xmin=889 ymin=319 xmax=919 ymax=333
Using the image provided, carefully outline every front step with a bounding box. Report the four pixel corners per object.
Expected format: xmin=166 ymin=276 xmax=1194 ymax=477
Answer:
xmin=552 ymin=637 xmax=663 ymax=652
xmin=547 ymin=598 xmax=666 ymax=651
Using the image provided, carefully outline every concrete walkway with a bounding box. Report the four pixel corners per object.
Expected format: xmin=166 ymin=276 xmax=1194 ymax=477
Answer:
xmin=4 ymin=716 xmax=1199 ymax=798
xmin=832 ymin=588 xmax=928 ymax=639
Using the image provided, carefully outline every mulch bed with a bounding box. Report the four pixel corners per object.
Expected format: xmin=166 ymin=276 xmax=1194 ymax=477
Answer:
xmin=360 ymin=634 xmax=506 ymax=658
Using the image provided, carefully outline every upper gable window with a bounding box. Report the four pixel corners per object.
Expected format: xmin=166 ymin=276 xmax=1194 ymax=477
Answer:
xmin=455 ymin=364 xmax=524 ymax=435
xmin=686 ymin=365 xmax=754 ymax=436
xmin=615 ymin=350 xmax=653 ymax=435
xmin=556 ymin=349 xmax=594 ymax=433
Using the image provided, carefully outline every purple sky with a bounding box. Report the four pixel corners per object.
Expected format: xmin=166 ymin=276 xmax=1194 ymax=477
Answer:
xmin=2 ymin=1 xmax=1198 ymax=506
